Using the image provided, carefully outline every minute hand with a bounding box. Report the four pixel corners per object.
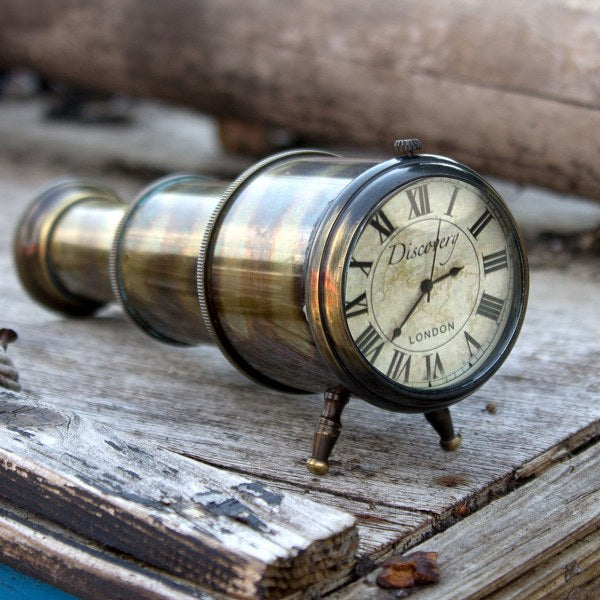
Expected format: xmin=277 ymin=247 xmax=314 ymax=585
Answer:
xmin=391 ymin=289 xmax=426 ymax=340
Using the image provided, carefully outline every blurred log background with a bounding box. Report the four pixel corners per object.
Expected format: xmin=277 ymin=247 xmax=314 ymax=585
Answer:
xmin=0 ymin=0 xmax=598 ymax=199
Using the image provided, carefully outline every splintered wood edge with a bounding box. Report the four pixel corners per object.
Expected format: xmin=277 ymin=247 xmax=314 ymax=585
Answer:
xmin=331 ymin=441 xmax=600 ymax=599
xmin=0 ymin=499 xmax=218 ymax=600
xmin=0 ymin=390 xmax=358 ymax=599
xmin=515 ymin=420 xmax=600 ymax=479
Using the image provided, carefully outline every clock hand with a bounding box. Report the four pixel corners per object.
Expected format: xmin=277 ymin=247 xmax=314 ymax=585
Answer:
xmin=426 ymin=219 xmax=442 ymax=303
xmin=391 ymin=266 xmax=463 ymax=341
xmin=431 ymin=265 xmax=463 ymax=285
xmin=391 ymin=287 xmax=426 ymax=340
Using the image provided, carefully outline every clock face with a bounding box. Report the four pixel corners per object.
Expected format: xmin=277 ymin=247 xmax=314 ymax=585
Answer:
xmin=343 ymin=176 xmax=522 ymax=392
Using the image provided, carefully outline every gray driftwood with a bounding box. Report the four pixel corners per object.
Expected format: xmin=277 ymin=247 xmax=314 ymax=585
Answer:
xmin=0 ymin=0 xmax=599 ymax=198
xmin=334 ymin=441 xmax=600 ymax=599
xmin=0 ymin=389 xmax=356 ymax=599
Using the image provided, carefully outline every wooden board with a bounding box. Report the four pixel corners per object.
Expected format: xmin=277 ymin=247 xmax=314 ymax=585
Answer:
xmin=6 ymin=268 xmax=599 ymax=529
xmin=0 ymin=389 xmax=356 ymax=599
xmin=0 ymin=499 xmax=214 ymax=600
xmin=1 ymin=159 xmax=599 ymax=596
xmin=0 ymin=0 xmax=599 ymax=198
xmin=487 ymin=531 xmax=600 ymax=600
xmin=333 ymin=441 xmax=600 ymax=599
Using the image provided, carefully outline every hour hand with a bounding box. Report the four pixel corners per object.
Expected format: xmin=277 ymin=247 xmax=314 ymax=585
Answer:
xmin=432 ymin=266 xmax=463 ymax=285
xmin=391 ymin=267 xmax=463 ymax=341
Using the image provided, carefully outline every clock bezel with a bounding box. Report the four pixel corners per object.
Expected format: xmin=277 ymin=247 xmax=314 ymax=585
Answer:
xmin=306 ymin=154 xmax=529 ymax=412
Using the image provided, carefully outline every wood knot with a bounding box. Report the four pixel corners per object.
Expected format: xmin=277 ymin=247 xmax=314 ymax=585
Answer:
xmin=0 ymin=401 xmax=67 ymax=429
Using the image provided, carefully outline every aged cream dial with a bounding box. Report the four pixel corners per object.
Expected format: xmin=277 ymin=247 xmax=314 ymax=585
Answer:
xmin=344 ymin=177 xmax=518 ymax=390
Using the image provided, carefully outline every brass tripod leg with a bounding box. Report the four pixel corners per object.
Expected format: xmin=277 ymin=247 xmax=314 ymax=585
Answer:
xmin=425 ymin=407 xmax=462 ymax=451
xmin=306 ymin=387 xmax=350 ymax=475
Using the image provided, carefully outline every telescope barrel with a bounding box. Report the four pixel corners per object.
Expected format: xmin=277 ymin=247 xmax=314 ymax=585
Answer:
xmin=14 ymin=151 xmax=378 ymax=392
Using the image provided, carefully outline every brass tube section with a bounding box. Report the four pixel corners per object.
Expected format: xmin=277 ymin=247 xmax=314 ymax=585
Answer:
xmin=14 ymin=176 xmax=227 ymax=343
xmin=14 ymin=180 xmax=126 ymax=315
xmin=111 ymin=177 xmax=226 ymax=345
xmin=13 ymin=154 xmax=403 ymax=475
xmin=208 ymin=157 xmax=377 ymax=392
xmin=51 ymin=201 xmax=125 ymax=303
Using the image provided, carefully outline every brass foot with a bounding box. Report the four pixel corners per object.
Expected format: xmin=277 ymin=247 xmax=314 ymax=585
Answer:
xmin=306 ymin=387 xmax=350 ymax=475
xmin=425 ymin=407 xmax=461 ymax=451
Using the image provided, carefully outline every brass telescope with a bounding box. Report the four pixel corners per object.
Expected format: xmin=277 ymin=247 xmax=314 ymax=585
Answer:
xmin=14 ymin=143 xmax=529 ymax=474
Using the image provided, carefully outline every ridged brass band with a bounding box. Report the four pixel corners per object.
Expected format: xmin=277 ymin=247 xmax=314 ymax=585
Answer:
xmin=304 ymin=159 xmax=404 ymax=408
xmin=109 ymin=174 xmax=214 ymax=346
xmin=197 ymin=149 xmax=338 ymax=393
xmin=14 ymin=178 xmax=124 ymax=315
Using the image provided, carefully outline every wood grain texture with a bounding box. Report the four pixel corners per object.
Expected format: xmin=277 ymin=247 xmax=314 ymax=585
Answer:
xmin=0 ymin=389 xmax=356 ymax=599
xmin=0 ymin=0 xmax=599 ymax=198
xmin=7 ymin=269 xmax=599 ymax=514
xmin=1 ymin=161 xmax=600 ymax=596
xmin=486 ymin=529 xmax=600 ymax=600
xmin=333 ymin=441 xmax=600 ymax=599
xmin=0 ymin=498 xmax=216 ymax=600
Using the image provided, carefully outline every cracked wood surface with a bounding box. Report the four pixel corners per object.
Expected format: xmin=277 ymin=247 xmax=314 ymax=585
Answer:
xmin=1 ymin=160 xmax=599 ymax=597
xmin=0 ymin=390 xmax=357 ymax=599
xmin=334 ymin=441 xmax=600 ymax=599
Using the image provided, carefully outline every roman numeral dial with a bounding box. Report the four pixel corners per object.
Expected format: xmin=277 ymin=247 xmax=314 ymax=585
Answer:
xmin=343 ymin=175 xmax=521 ymax=393
xmin=483 ymin=249 xmax=508 ymax=275
xmin=425 ymin=352 xmax=445 ymax=381
xmin=464 ymin=331 xmax=482 ymax=356
xmin=370 ymin=209 xmax=395 ymax=243
xmin=445 ymin=186 xmax=459 ymax=217
xmin=407 ymin=184 xmax=431 ymax=219
xmin=355 ymin=324 xmax=384 ymax=362
xmin=469 ymin=209 xmax=493 ymax=239
xmin=387 ymin=350 xmax=411 ymax=382
xmin=344 ymin=292 xmax=369 ymax=318
xmin=477 ymin=293 xmax=505 ymax=321
xmin=349 ymin=258 xmax=373 ymax=276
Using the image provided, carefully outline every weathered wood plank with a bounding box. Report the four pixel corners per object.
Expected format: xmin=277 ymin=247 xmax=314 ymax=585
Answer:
xmin=8 ymin=268 xmax=599 ymax=513
xmin=486 ymin=529 xmax=600 ymax=600
xmin=0 ymin=390 xmax=357 ymax=599
xmin=261 ymin=480 xmax=433 ymax=564
xmin=0 ymin=0 xmax=599 ymax=198
xmin=333 ymin=441 xmax=600 ymax=599
xmin=0 ymin=498 xmax=217 ymax=600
